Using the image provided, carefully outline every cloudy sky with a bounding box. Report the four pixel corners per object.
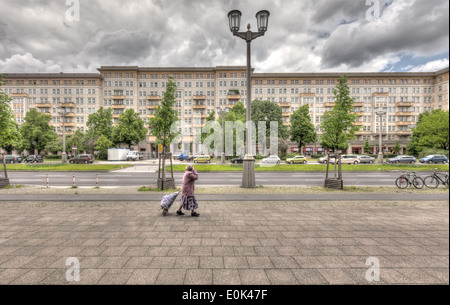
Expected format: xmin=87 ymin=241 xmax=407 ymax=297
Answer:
xmin=0 ymin=0 xmax=448 ymax=74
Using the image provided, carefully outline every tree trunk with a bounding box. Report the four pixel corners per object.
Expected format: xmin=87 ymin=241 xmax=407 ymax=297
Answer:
xmin=2 ymin=154 xmax=7 ymax=179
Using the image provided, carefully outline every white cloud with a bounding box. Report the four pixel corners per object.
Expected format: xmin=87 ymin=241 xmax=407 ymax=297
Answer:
xmin=408 ymin=59 xmax=450 ymax=72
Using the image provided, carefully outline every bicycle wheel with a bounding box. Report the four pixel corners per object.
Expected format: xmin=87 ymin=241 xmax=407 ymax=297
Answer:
xmin=412 ymin=177 xmax=424 ymax=189
xmin=424 ymin=176 xmax=439 ymax=189
xmin=395 ymin=176 xmax=409 ymax=189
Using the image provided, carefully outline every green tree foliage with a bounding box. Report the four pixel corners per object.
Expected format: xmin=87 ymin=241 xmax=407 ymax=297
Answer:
xmin=0 ymin=75 xmax=19 ymax=153
xmin=290 ymin=104 xmax=318 ymax=153
xmin=392 ymin=141 xmax=402 ymax=155
xmin=407 ymin=110 xmax=449 ymax=156
xmin=148 ymin=77 xmax=180 ymax=151
xmin=363 ymin=139 xmax=372 ymax=154
xmin=320 ymin=76 xmax=360 ymax=152
xmin=95 ymin=134 xmax=113 ymax=160
xmin=112 ymin=109 xmax=148 ymax=149
xmin=198 ymin=111 xmax=218 ymax=152
xmin=67 ymin=129 xmax=86 ymax=154
xmin=45 ymin=137 xmax=63 ymax=154
xmin=86 ymin=107 xmax=114 ymax=140
xmin=18 ymin=109 xmax=57 ymax=154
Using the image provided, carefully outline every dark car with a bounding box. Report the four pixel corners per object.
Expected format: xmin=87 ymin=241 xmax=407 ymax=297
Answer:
xmin=5 ymin=155 xmax=23 ymax=164
xmin=419 ymin=155 xmax=449 ymax=164
xmin=386 ymin=155 xmax=417 ymax=164
xmin=25 ymin=155 xmax=43 ymax=163
xmin=69 ymin=154 xmax=95 ymax=164
xmin=231 ymin=157 xmax=244 ymax=164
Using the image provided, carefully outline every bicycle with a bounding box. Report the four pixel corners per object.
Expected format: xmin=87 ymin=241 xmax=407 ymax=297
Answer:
xmin=423 ymin=169 xmax=449 ymax=189
xmin=395 ymin=170 xmax=424 ymax=189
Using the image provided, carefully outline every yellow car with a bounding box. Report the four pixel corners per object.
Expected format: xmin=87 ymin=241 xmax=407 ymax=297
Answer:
xmin=194 ymin=155 xmax=211 ymax=164
xmin=286 ymin=155 xmax=308 ymax=164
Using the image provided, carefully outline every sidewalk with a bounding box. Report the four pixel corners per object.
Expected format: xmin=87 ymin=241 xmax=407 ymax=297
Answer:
xmin=0 ymin=200 xmax=448 ymax=285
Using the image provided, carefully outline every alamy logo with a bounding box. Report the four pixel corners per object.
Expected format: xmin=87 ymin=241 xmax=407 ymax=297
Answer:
xmin=66 ymin=0 xmax=80 ymax=22
xmin=66 ymin=257 xmax=80 ymax=282
xmin=366 ymin=0 xmax=381 ymax=22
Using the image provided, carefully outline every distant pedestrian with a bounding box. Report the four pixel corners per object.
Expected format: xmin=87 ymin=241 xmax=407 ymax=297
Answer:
xmin=177 ymin=164 xmax=200 ymax=217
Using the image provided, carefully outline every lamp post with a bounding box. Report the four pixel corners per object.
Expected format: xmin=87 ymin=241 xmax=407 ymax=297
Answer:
xmin=58 ymin=107 xmax=68 ymax=164
xmin=376 ymin=108 xmax=387 ymax=164
xmin=217 ymin=107 xmax=229 ymax=164
xmin=228 ymin=9 xmax=270 ymax=188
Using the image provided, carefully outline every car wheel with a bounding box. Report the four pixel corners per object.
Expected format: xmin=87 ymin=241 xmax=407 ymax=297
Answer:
xmin=85 ymin=161 xmax=88 ymax=164
xmin=354 ymin=161 xmax=359 ymax=165
xmin=429 ymin=161 xmax=433 ymax=164
xmin=303 ymin=161 xmax=307 ymax=164
xmin=411 ymin=161 xmax=415 ymax=164
xmin=290 ymin=161 xmax=294 ymax=164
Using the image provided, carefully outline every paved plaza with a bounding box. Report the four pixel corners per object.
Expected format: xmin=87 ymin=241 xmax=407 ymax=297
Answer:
xmin=0 ymin=200 xmax=448 ymax=285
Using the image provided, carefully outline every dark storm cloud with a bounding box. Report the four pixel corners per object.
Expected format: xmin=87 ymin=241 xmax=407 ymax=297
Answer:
xmin=0 ymin=0 xmax=448 ymax=73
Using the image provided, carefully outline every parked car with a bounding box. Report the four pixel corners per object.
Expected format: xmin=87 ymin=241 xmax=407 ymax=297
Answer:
xmin=330 ymin=155 xmax=360 ymax=165
xmin=231 ymin=157 xmax=244 ymax=164
xmin=25 ymin=155 xmax=43 ymax=163
xmin=386 ymin=155 xmax=417 ymax=164
xmin=318 ymin=155 xmax=336 ymax=164
xmin=419 ymin=155 xmax=449 ymax=164
xmin=356 ymin=155 xmax=376 ymax=164
xmin=261 ymin=155 xmax=281 ymax=164
xmin=5 ymin=155 xmax=23 ymax=164
xmin=286 ymin=155 xmax=308 ymax=164
xmin=194 ymin=155 xmax=211 ymax=164
xmin=173 ymin=151 xmax=183 ymax=160
xmin=178 ymin=151 xmax=194 ymax=162
xmin=69 ymin=154 xmax=95 ymax=164
xmin=126 ymin=151 xmax=142 ymax=161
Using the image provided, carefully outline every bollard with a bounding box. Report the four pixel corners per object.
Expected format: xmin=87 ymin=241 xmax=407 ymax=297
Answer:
xmin=46 ymin=174 xmax=49 ymax=188
xmin=73 ymin=174 xmax=76 ymax=187
xmin=96 ymin=174 xmax=99 ymax=188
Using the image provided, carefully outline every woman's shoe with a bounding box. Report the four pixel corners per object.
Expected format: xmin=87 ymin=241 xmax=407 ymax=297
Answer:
xmin=177 ymin=211 xmax=185 ymax=216
xmin=191 ymin=212 xmax=200 ymax=217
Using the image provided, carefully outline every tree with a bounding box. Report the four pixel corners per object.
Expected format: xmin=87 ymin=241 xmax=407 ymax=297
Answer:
xmin=45 ymin=137 xmax=63 ymax=155
xmin=363 ymin=139 xmax=372 ymax=154
xmin=392 ymin=141 xmax=402 ymax=155
xmin=67 ymin=129 xmax=86 ymax=155
xmin=18 ymin=109 xmax=57 ymax=154
xmin=320 ymin=76 xmax=360 ymax=152
xmin=290 ymin=104 xmax=318 ymax=154
xmin=95 ymin=135 xmax=113 ymax=160
xmin=112 ymin=109 xmax=148 ymax=149
xmin=86 ymin=107 xmax=114 ymax=140
xmin=148 ymin=77 xmax=180 ymax=152
xmin=0 ymin=75 xmax=20 ymax=180
xmin=408 ymin=110 xmax=449 ymax=155
xmin=198 ymin=111 xmax=217 ymax=153
xmin=223 ymin=102 xmax=246 ymax=157
xmin=251 ymin=100 xmax=289 ymax=156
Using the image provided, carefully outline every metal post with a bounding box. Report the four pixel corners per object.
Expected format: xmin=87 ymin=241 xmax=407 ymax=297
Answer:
xmin=72 ymin=174 xmax=75 ymax=187
xmin=221 ymin=112 xmax=226 ymax=164
xmin=96 ymin=174 xmax=99 ymax=188
xmin=46 ymin=174 xmax=49 ymax=188
xmin=378 ymin=113 xmax=384 ymax=164
xmin=62 ymin=110 xmax=67 ymax=164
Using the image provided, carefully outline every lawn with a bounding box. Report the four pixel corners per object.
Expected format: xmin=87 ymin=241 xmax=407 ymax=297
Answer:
xmin=4 ymin=164 xmax=132 ymax=172
xmin=167 ymin=164 xmax=450 ymax=172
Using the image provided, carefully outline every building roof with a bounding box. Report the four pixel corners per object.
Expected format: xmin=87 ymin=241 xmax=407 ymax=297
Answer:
xmin=3 ymin=72 xmax=102 ymax=79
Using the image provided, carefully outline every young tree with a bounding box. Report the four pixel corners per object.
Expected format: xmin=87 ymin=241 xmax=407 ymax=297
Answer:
xmin=290 ymin=104 xmax=318 ymax=154
xmin=320 ymin=76 xmax=360 ymax=152
xmin=148 ymin=77 xmax=180 ymax=152
xmin=18 ymin=109 xmax=57 ymax=154
xmin=112 ymin=109 xmax=148 ymax=149
xmin=411 ymin=110 xmax=449 ymax=151
xmin=392 ymin=141 xmax=402 ymax=155
xmin=0 ymin=75 xmax=20 ymax=180
xmin=363 ymin=139 xmax=372 ymax=154
xmin=198 ymin=111 xmax=218 ymax=153
xmin=45 ymin=137 xmax=63 ymax=155
xmin=67 ymin=129 xmax=86 ymax=155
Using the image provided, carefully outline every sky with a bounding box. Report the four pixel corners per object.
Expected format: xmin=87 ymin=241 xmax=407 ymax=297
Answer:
xmin=0 ymin=0 xmax=448 ymax=74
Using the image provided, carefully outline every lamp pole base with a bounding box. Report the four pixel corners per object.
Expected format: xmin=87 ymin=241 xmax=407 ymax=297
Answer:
xmin=242 ymin=156 xmax=256 ymax=188
xmin=62 ymin=152 xmax=67 ymax=164
xmin=378 ymin=153 xmax=384 ymax=164
xmin=221 ymin=153 xmax=226 ymax=164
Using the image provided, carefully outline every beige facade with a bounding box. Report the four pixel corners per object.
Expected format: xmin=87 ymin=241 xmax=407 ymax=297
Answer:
xmin=2 ymin=66 xmax=449 ymax=155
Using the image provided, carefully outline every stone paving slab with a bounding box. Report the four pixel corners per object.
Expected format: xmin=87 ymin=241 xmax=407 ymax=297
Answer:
xmin=0 ymin=200 xmax=448 ymax=285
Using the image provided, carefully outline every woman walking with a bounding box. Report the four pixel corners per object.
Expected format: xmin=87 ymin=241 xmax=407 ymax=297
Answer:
xmin=177 ymin=164 xmax=200 ymax=217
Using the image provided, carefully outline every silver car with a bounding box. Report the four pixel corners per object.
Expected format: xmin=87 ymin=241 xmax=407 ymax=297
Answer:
xmin=261 ymin=155 xmax=281 ymax=164
xmin=357 ymin=155 xmax=376 ymax=164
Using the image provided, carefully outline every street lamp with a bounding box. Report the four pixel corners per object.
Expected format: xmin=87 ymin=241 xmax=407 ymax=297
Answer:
xmin=58 ymin=107 xmax=69 ymax=164
xmin=217 ymin=107 xmax=229 ymax=164
xmin=376 ymin=108 xmax=387 ymax=164
xmin=228 ymin=9 xmax=270 ymax=188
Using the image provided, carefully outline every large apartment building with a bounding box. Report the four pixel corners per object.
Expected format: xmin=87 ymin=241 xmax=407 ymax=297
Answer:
xmin=2 ymin=66 xmax=449 ymax=156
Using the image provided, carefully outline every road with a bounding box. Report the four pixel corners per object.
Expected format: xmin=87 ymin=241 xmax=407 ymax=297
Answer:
xmin=6 ymin=169 xmax=416 ymax=187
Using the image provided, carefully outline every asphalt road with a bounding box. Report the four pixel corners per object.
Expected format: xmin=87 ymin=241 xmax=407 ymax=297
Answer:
xmin=5 ymin=170 xmax=424 ymax=187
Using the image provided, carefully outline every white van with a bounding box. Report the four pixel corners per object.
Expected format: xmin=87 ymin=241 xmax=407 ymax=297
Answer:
xmin=126 ymin=151 xmax=141 ymax=161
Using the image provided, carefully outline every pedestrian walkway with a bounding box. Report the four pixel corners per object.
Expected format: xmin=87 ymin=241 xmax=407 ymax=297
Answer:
xmin=0 ymin=200 xmax=448 ymax=285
